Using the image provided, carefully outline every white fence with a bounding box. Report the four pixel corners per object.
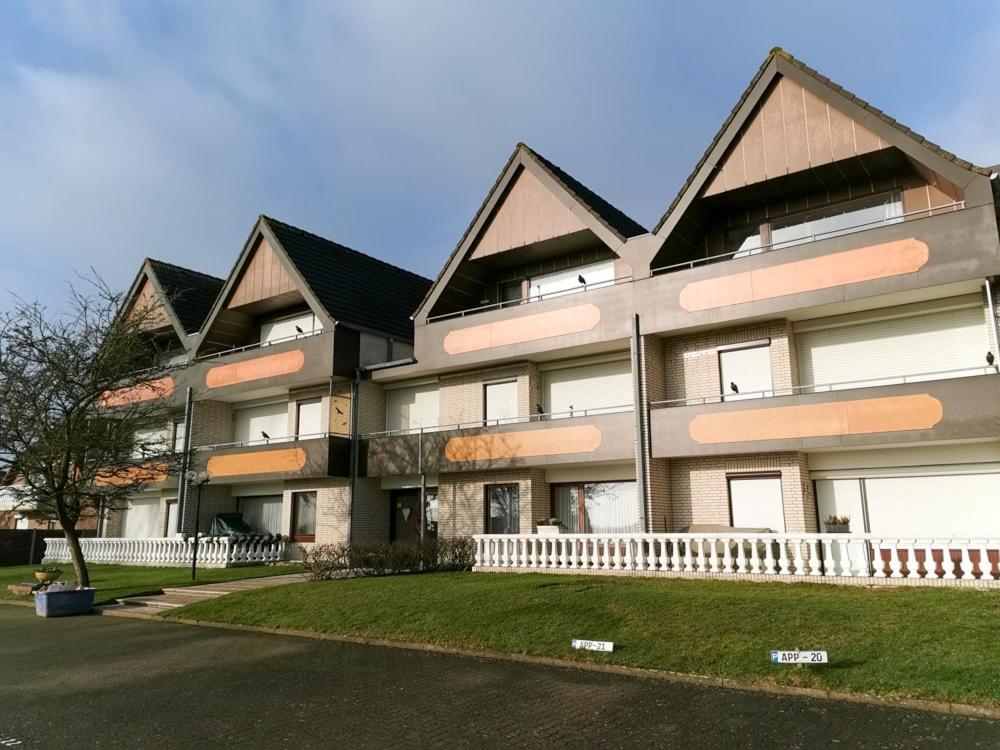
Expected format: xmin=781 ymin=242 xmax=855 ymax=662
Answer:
xmin=44 ymin=536 xmax=286 ymax=568
xmin=473 ymin=533 xmax=1000 ymax=586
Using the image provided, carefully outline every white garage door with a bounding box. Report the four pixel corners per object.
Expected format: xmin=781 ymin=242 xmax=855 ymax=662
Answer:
xmin=816 ymin=474 xmax=1000 ymax=537
xmin=542 ymin=358 xmax=632 ymax=418
xmin=797 ymin=303 xmax=990 ymax=389
xmin=729 ymin=476 xmax=785 ymax=531
xmin=124 ymin=496 xmax=162 ymax=538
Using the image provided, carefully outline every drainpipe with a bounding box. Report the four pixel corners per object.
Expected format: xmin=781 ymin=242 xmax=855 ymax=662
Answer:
xmin=629 ymin=313 xmax=649 ymax=532
xmin=985 ymin=279 xmax=1000 ymax=372
xmin=175 ymin=386 xmax=194 ymax=535
xmin=347 ymin=368 xmax=360 ymax=545
xmin=419 ymin=429 xmax=426 ymax=543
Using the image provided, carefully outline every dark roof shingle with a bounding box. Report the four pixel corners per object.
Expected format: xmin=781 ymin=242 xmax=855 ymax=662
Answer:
xmin=146 ymin=259 xmax=224 ymax=334
xmin=262 ymin=216 xmax=432 ymax=341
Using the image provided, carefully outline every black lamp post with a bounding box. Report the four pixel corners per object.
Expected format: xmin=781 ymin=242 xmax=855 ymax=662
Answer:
xmin=187 ymin=469 xmax=211 ymax=581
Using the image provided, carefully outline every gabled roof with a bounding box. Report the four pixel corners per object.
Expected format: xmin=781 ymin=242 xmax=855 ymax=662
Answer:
xmin=146 ymin=260 xmax=224 ymax=334
xmin=653 ymin=47 xmax=991 ymax=235
xmin=121 ymin=259 xmax=223 ymax=346
xmin=414 ymin=142 xmax=646 ymax=322
xmin=261 ymin=216 xmax=432 ymax=341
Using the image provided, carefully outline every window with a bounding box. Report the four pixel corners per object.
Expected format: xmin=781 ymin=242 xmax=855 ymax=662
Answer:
xmin=172 ymin=420 xmax=187 ymax=452
xmin=292 ymin=491 xmax=317 ymax=541
xmin=499 ymin=280 xmax=523 ymax=305
xmin=385 ymin=384 xmax=440 ymax=433
xmin=165 ymin=500 xmax=179 ymax=537
xmin=260 ymin=311 xmax=322 ymax=345
xmin=528 ymin=260 xmax=615 ymax=301
xmin=425 ymin=489 xmax=439 ymax=539
xmin=234 ymin=401 xmax=288 ymax=445
xmin=296 ymin=399 xmax=323 ymax=438
xmin=552 ymin=481 xmax=640 ymax=533
xmin=718 ymin=343 xmax=773 ymax=401
xmin=132 ymin=425 xmax=171 ymax=458
xmin=541 ymin=357 xmax=632 ymax=418
xmin=728 ymin=476 xmax=785 ymax=531
xmin=239 ymin=495 xmax=283 ymax=535
xmin=484 ymin=381 xmax=518 ymax=425
xmin=485 ymin=484 xmax=519 ymax=534
xmin=729 ymin=192 xmax=903 ymax=258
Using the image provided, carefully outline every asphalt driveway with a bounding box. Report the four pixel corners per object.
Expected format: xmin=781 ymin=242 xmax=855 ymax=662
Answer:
xmin=0 ymin=605 xmax=997 ymax=748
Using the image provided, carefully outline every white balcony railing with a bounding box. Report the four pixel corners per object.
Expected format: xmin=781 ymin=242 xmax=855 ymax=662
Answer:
xmin=367 ymin=405 xmax=634 ymax=438
xmin=43 ymin=536 xmax=286 ymax=568
xmin=474 ymin=533 xmax=1000 ymax=585
xmin=650 ymin=365 xmax=998 ymax=408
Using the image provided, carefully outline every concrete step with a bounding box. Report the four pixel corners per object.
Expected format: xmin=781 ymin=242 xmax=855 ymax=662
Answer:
xmin=160 ymin=587 xmax=225 ymax=599
xmin=119 ymin=593 xmax=208 ymax=610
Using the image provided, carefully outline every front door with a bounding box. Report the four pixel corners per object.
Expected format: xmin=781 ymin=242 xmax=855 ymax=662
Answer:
xmin=391 ymin=491 xmax=421 ymax=543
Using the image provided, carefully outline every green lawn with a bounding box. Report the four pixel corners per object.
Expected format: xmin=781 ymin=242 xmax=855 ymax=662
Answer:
xmin=168 ymin=572 xmax=1000 ymax=707
xmin=1 ymin=563 xmax=304 ymax=606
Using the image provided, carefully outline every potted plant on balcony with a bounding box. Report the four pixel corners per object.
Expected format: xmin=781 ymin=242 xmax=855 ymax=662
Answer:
xmin=34 ymin=566 xmax=63 ymax=584
xmin=824 ymin=515 xmax=851 ymax=534
xmin=536 ymin=518 xmax=564 ymax=535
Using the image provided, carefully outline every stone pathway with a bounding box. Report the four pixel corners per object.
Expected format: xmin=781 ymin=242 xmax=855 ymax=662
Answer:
xmin=99 ymin=572 xmax=308 ymax=616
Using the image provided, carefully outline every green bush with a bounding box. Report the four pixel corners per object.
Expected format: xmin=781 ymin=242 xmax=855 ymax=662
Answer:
xmin=302 ymin=537 xmax=474 ymax=581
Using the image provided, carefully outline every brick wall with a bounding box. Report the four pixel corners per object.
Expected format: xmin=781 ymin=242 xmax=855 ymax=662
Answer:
xmin=279 ymin=476 xmax=350 ymax=545
xmin=640 ymin=334 xmax=670 ymax=531
xmin=191 ymin=399 xmax=234 ymax=447
xmin=350 ymin=476 xmax=390 ymax=542
xmin=438 ymin=468 xmax=548 ymax=537
xmin=668 ymin=452 xmax=816 ymax=532
xmin=662 ymin=320 xmax=798 ymax=403
xmin=357 ymin=380 xmax=386 ymax=436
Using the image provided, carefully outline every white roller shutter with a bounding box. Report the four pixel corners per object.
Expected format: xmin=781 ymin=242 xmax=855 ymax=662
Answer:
xmin=235 ymin=402 xmax=289 ymax=444
xmin=729 ymin=477 xmax=785 ymax=531
xmin=485 ymin=381 xmax=519 ymax=425
xmin=124 ymin=496 xmax=162 ymax=538
xmin=864 ymin=474 xmax=1000 ymax=537
xmin=720 ymin=344 xmax=773 ymax=400
xmin=798 ymin=305 xmax=989 ymax=389
xmin=386 ymin=385 xmax=440 ymax=433
xmin=816 ymin=479 xmax=865 ymax=532
xmin=542 ymin=358 xmax=632 ymax=418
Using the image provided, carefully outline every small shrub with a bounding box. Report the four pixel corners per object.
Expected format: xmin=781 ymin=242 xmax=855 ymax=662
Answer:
xmin=302 ymin=536 xmax=474 ymax=580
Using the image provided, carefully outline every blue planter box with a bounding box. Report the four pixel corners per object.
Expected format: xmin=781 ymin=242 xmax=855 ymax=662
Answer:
xmin=34 ymin=588 xmax=96 ymax=617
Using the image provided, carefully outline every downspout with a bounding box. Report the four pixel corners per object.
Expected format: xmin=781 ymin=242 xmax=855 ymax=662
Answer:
xmin=629 ymin=313 xmax=649 ymax=532
xmin=419 ymin=428 xmax=426 ymax=543
xmin=985 ymin=279 xmax=1000 ymax=372
xmin=348 ymin=368 xmax=360 ymax=545
xmin=175 ymin=386 xmax=194 ymax=535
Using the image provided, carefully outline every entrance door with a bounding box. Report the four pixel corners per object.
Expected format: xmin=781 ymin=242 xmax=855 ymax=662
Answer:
xmin=391 ymin=491 xmax=421 ymax=543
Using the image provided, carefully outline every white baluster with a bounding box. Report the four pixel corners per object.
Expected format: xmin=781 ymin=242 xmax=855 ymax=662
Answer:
xmin=789 ymin=538 xmax=804 ymax=576
xmin=808 ymin=539 xmax=822 ymax=576
xmin=979 ymin=540 xmax=994 ymax=580
xmin=871 ymin=539 xmax=886 ymax=578
xmin=940 ymin=541 xmax=955 ymax=580
xmin=668 ymin=537 xmax=680 ymax=573
xmin=734 ymin=537 xmax=748 ymax=573
xmin=682 ymin=537 xmax=695 ymax=573
xmin=887 ymin=540 xmax=903 ymax=578
xmin=958 ymin=541 xmax=973 ymax=580
xmin=722 ymin=536 xmax=734 ymax=574
xmin=776 ymin=539 xmax=790 ymax=576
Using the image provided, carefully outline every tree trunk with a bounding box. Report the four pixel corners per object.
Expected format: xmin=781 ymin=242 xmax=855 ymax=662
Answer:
xmin=54 ymin=498 xmax=89 ymax=588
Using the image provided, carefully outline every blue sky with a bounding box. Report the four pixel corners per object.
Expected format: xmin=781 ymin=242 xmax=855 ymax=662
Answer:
xmin=2 ymin=1 xmax=999 ymax=307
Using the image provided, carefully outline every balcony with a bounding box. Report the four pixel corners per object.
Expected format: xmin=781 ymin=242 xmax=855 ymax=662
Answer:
xmin=364 ymin=407 xmax=636 ymax=476
xmin=412 ymin=203 xmax=1000 ymax=369
xmin=193 ymin=433 xmax=351 ymax=483
xmin=649 ymin=369 xmax=1000 ymax=458
xmin=190 ymin=330 xmax=336 ymax=400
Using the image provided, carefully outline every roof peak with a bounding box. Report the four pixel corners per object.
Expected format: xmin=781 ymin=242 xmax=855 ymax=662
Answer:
xmin=145 ymin=257 xmax=224 ymax=283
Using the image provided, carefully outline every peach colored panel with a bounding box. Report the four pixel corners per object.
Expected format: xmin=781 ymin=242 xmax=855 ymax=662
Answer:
xmin=101 ymin=376 xmax=175 ymax=408
xmin=205 ymin=349 xmax=305 ymax=388
xmin=207 ymin=447 xmax=307 ymax=478
xmin=444 ymin=425 xmax=603 ymax=463
xmin=95 ymin=462 xmax=169 ymax=486
xmin=679 ymin=239 xmax=929 ymax=312
xmin=689 ymin=394 xmax=943 ymax=445
xmin=443 ymin=304 xmax=601 ymax=355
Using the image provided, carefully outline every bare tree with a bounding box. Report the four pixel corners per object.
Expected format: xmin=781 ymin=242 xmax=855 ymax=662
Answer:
xmin=0 ymin=276 xmax=187 ymax=587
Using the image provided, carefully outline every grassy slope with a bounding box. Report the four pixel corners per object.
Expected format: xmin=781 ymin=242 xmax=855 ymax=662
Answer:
xmin=1 ymin=563 xmax=303 ymax=606
xmin=169 ymin=572 xmax=1000 ymax=706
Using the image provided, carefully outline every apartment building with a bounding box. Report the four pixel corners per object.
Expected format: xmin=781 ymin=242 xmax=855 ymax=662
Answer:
xmin=362 ymin=49 xmax=1000 ymax=552
xmin=101 ymin=215 xmax=431 ymax=556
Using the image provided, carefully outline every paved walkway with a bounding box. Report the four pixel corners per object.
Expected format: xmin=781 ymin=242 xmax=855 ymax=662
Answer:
xmin=1 ymin=605 xmax=997 ymax=748
xmin=104 ymin=572 xmax=309 ymax=614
